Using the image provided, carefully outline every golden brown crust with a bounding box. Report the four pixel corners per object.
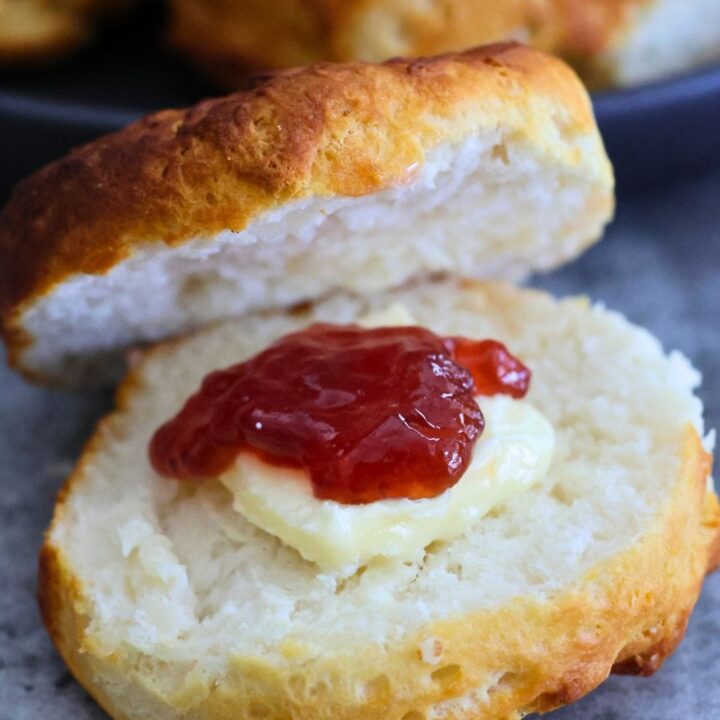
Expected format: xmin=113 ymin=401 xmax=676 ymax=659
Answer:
xmin=170 ymin=0 xmax=653 ymax=88
xmin=703 ymin=480 xmax=720 ymax=574
xmin=0 ymin=42 xmax=608 ymax=378
xmin=39 ymin=397 xmax=720 ymax=720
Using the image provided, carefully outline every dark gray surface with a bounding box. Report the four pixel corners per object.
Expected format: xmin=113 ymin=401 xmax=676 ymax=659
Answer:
xmin=0 ymin=170 xmax=718 ymax=718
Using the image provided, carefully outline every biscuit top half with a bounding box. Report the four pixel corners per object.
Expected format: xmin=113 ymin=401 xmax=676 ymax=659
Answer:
xmin=0 ymin=43 xmax=613 ymax=383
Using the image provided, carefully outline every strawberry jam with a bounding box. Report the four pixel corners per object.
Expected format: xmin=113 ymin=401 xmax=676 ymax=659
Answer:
xmin=149 ymin=324 xmax=530 ymax=504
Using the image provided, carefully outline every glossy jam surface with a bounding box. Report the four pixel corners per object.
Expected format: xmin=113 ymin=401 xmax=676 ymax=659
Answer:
xmin=444 ymin=337 xmax=531 ymax=398
xmin=150 ymin=324 xmax=530 ymax=504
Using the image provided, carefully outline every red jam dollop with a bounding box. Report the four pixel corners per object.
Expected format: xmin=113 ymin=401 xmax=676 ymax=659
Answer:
xmin=149 ymin=324 xmax=530 ymax=504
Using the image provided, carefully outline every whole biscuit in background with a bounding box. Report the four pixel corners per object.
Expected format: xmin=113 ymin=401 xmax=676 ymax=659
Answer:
xmin=0 ymin=0 xmax=135 ymax=63
xmin=169 ymin=0 xmax=720 ymax=88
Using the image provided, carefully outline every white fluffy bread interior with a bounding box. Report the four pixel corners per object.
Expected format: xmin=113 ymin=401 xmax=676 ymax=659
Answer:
xmin=48 ymin=280 xmax=712 ymax=693
xmin=20 ymin=130 xmax=611 ymax=382
xmin=607 ymin=0 xmax=720 ymax=85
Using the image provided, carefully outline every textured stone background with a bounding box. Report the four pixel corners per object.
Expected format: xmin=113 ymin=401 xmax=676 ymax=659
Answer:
xmin=0 ymin=170 xmax=718 ymax=719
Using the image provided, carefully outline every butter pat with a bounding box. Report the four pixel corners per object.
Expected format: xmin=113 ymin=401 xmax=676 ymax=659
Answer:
xmin=220 ymin=395 xmax=555 ymax=573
